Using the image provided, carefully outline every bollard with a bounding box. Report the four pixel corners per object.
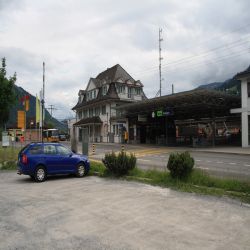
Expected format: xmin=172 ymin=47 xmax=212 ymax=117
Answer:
xmin=121 ymin=145 xmax=125 ymax=153
xmin=92 ymin=144 xmax=95 ymax=155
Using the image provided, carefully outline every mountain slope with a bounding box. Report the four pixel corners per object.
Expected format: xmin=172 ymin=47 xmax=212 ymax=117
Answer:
xmin=197 ymin=65 xmax=250 ymax=95
xmin=6 ymin=85 xmax=67 ymax=132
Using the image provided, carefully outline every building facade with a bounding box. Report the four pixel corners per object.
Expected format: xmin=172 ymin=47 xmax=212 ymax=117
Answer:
xmin=231 ymin=68 xmax=250 ymax=147
xmin=72 ymin=64 xmax=146 ymax=143
xmin=117 ymin=89 xmax=241 ymax=146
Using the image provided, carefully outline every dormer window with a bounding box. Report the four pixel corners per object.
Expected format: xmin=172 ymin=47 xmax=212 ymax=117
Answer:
xmin=116 ymin=84 xmax=125 ymax=94
xmin=102 ymin=85 xmax=107 ymax=95
xmin=135 ymin=88 xmax=141 ymax=95
xmin=128 ymin=87 xmax=132 ymax=98
xmin=87 ymin=89 xmax=97 ymax=101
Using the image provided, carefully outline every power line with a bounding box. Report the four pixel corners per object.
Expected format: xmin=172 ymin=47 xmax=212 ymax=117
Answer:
xmin=137 ymin=43 xmax=250 ymax=78
xmin=47 ymin=104 xmax=58 ymax=117
xmin=133 ymin=34 xmax=250 ymax=76
xmin=163 ymin=47 xmax=250 ymax=75
xmin=150 ymin=48 xmax=249 ymax=96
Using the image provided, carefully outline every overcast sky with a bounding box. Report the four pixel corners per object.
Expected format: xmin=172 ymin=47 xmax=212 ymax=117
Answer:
xmin=1 ymin=0 xmax=250 ymax=119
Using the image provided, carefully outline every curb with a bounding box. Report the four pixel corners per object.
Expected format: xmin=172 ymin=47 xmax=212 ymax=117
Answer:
xmin=188 ymin=149 xmax=250 ymax=156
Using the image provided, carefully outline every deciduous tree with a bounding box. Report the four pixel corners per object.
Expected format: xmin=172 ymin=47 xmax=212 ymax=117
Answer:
xmin=0 ymin=58 xmax=16 ymax=128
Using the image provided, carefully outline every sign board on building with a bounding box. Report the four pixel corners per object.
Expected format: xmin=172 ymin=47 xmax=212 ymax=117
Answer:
xmin=138 ymin=115 xmax=147 ymax=122
xmin=152 ymin=108 xmax=174 ymax=118
xmin=157 ymin=110 xmax=163 ymax=117
xmin=17 ymin=111 xmax=25 ymax=129
xmin=2 ymin=132 xmax=10 ymax=147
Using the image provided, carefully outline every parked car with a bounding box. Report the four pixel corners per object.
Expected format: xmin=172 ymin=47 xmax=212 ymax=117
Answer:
xmin=59 ymin=134 xmax=67 ymax=141
xmin=17 ymin=143 xmax=90 ymax=182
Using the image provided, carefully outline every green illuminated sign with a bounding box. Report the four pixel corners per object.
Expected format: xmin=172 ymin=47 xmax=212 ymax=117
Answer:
xmin=157 ymin=110 xmax=163 ymax=117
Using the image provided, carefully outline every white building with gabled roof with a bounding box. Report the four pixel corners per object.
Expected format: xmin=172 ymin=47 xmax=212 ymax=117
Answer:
xmin=72 ymin=64 xmax=146 ymax=143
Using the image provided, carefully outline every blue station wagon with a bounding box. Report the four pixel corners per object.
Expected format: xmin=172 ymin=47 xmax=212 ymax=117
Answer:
xmin=17 ymin=143 xmax=90 ymax=182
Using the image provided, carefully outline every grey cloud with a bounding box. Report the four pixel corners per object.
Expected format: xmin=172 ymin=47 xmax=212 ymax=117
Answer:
xmin=0 ymin=47 xmax=42 ymax=79
xmin=1 ymin=0 xmax=249 ymax=119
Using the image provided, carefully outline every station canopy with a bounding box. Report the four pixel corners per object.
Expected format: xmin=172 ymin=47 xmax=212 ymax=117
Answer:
xmin=117 ymin=89 xmax=241 ymax=120
xmin=74 ymin=117 xmax=102 ymax=126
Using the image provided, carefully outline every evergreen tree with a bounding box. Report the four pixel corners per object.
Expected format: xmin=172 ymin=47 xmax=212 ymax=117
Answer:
xmin=0 ymin=58 xmax=17 ymax=129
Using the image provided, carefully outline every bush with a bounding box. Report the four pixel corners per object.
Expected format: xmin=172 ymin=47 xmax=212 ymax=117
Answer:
xmin=167 ymin=151 xmax=194 ymax=179
xmin=1 ymin=160 xmax=17 ymax=170
xmin=102 ymin=151 xmax=136 ymax=176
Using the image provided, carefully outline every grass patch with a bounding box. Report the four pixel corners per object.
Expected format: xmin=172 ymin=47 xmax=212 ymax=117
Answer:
xmin=90 ymin=161 xmax=250 ymax=204
xmin=0 ymin=147 xmax=19 ymax=170
xmin=89 ymin=160 xmax=106 ymax=176
xmin=1 ymin=161 xmax=17 ymax=170
xmin=0 ymin=147 xmax=19 ymax=162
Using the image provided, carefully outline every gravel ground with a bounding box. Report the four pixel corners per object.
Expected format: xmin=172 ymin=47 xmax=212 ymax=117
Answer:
xmin=0 ymin=171 xmax=250 ymax=250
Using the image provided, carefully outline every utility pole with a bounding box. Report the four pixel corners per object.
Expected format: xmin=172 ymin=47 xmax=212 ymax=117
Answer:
xmin=41 ymin=62 xmax=45 ymax=143
xmin=47 ymin=104 xmax=57 ymax=117
xmin=159 ymin=28 xmax=163 ymax=97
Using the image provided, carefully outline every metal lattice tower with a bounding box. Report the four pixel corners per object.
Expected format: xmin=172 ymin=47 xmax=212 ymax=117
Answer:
xmin=159 ymin=28 xmax=163 ymax=97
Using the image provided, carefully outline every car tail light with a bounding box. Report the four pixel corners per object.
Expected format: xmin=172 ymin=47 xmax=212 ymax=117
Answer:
xmin=22 ymin=154 xmax=28 ymax=164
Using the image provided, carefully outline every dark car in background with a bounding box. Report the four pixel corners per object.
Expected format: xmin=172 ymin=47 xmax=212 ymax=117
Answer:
xmin=17 ymin=143 xmax=90 ymax=182
xmin=59 ymin=134 xmax=67 ymax=141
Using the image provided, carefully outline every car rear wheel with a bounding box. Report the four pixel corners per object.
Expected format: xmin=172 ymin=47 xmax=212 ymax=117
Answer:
xmin=34 ymin=166 xmax=47 ymax=182
xmin=76 ymin=163 xmax=86 ymax=177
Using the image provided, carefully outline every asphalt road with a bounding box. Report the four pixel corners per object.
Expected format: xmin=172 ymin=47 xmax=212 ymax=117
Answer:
xmin=12 ymin=141 xmax=250 ymax=181
xmin=67 ymin=142 xmax=250 ymax=181
xmin=1 ymin=171 xmax=250 ymax=250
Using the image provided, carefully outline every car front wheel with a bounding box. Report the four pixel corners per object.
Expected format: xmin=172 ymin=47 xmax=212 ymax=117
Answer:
xmin=76 ymin=163 xmax=86 ymax=177
xmin=34 ymin=166 xmax=47 ymax=182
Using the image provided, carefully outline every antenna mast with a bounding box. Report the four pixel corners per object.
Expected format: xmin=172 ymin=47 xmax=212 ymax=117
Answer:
xmin=159 ymin=28 xmax=163 ymax=97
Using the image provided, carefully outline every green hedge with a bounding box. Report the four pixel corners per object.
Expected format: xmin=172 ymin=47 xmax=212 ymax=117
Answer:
xmin=102 ymin=151 xmax=136 ymax=176
xmin=167 ymin=151 xmax=194 ymax=179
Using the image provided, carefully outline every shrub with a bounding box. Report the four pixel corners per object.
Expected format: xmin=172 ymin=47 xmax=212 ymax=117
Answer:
xmin=102 ymin=151 xmax=136 ymax=176
xmin=167 ymin=151 xmax=194 ymax=179
xmin=1 ymin=161 xmax=17 ymax=170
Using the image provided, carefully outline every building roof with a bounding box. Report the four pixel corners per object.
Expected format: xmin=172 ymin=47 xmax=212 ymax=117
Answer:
xmin=116 ymin=89 xmax=241 ymax=120
xmin=96 ymin=64 xmax=135 ymax=83
xmin=72 ymin=64 xmax=146 ymax=110
xmin=235 ymin=65 xmax=250 ymax=79
xmin=72 ymin=82 xmax=121 ymax=110
xmin=73 ymin=116 xmax=103 ymax=126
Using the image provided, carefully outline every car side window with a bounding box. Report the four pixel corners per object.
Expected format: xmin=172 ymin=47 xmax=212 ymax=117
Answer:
xmin=57 ymin=145 xmax=71 ymax=156
xmin=29 ymin=145 xmax=43 ymax=155
xmin=44 ymin=145 xmax=57 ymax=155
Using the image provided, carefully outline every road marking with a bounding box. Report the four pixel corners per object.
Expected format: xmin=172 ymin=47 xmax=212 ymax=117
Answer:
xmin=244 ymin=164 xmax=250 ymax=167
xmin=196 ymin=166 xmax=209 ymax=170
xmin=138 ymin=159 xmax=151 ymax=162
xmin=206 ymin=160 xmax=211 ymax=163
xmin=196 ymin=159 xmax=201 ymax=162
xmin=229 ymin=162 xmax=236 ymax=165
xmin=216 ymin=161 xmax=223 ymax=164
xmin=115 ymin=149 xmax=171 ymax=157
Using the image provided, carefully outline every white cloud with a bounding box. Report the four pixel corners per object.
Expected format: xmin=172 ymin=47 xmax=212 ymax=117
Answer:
xmin=1 ymin=0 xmax=249 ymax=118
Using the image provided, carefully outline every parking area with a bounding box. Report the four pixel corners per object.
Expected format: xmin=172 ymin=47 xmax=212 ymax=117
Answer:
xmin=1 ymin=171 xmax=250 ymax=250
